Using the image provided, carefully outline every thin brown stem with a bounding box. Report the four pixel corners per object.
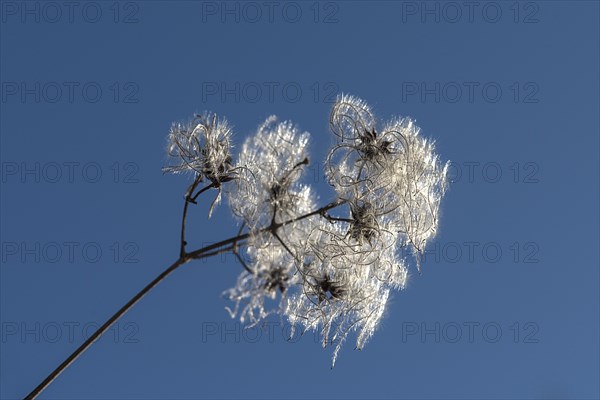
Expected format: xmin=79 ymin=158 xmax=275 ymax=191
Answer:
xmin=181 ymin=181 xmax=218 ymax=257
xmin=185 ymin=199 xmax=345 ymax=260
xmin=273 ymin=231 xmax=298 ymax=261
xmin=24 ymin=259 xmax=185 ymax=400
xmin=23 ymin=241 xmax=240 ymax=400
xmin=180 ymin=176 xmax=202 ymax=257
xmin=233 ymin=249 xmax=253 ymax=274
xmin=190 ymin=182 xmax=217 ymax=203
xmin=25 ymin=198 xmax=346 ymax=400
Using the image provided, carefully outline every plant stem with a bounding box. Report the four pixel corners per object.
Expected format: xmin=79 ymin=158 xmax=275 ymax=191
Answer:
xmin=180 ymin=176 xmax=204 ymax=257
xmin=24 ymin=199 xmax=346 ymax=400
xmin=24 ymin=246 xmax=229 ymax=400
xmin=24 ymin=259 xmax=186 ymax=400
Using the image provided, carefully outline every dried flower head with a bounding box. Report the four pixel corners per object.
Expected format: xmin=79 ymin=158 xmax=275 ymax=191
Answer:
xmin=163 ymin=113 xmax=236 ymax=187
xmin=168 ymin=97 xmax=449 ymax=367
xmin=225 ymin=116 xmax=319 ymax=326
xmin=228 ymin=115 xmax=312 ymax=229
xmin=278 ymin=208 xmax=405 ymax=362
xmin=326 ymin=94 xmax=449 ymax=270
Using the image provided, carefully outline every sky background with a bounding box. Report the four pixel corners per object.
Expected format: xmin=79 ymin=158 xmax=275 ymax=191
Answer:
xmin=1 ymin=1 xmax=599 ymax=399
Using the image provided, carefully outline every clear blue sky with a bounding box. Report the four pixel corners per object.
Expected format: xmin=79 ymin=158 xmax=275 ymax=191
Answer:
xmin=1 ymin=1 xmax=599 ymax=399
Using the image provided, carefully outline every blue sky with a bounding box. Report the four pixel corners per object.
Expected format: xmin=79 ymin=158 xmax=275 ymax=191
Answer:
xmin=1 ymin=1 xmax=599 ymax=399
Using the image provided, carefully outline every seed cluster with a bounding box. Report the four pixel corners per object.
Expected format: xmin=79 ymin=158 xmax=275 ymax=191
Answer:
xmin=165 ymin=95 xmax=449 ymax=366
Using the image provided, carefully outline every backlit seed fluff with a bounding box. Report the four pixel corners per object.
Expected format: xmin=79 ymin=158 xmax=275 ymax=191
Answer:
xmin=163 ymin=113 xmax=235 ymax=187
xmin=165 ymin=95 xmax=449 ymax=366
xmin=228 ymin=115 xmax=312 ymax=229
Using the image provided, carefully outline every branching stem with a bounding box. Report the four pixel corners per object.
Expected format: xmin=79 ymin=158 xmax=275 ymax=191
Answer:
xmin=25 ymin=197 xmax=346 ymax=400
